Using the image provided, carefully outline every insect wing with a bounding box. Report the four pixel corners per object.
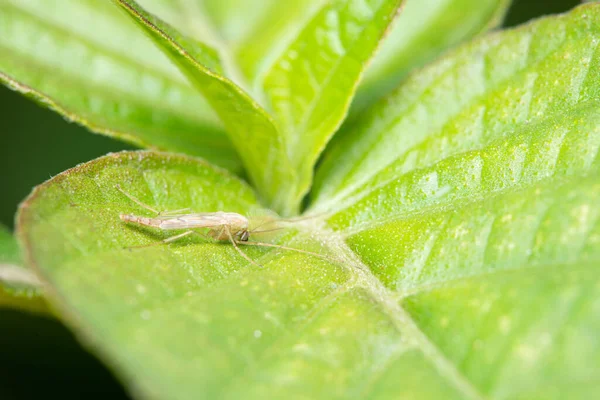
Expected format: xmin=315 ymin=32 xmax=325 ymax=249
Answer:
xmin=156 ymin=214 xmax=226 ymax=229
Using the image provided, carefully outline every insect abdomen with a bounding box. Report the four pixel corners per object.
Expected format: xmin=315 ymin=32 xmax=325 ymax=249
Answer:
xmin=119 ymin=214 xmax=162 ymax=227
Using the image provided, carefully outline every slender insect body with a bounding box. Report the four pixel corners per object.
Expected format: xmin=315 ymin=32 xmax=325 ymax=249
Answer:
xmin=115 ymin=185 xmax=336 ymax=267
xmin=120 ymin=212 xmax=248 ymax=233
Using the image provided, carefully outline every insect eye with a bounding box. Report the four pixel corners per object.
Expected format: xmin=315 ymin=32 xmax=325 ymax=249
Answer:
xmin=240 ymin=231 xmax=249 ymax=241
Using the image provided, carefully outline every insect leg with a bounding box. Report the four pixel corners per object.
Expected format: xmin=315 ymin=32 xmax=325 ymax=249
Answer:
xmin=126 ymin=230 xmax=195 ymax=249
xmin=225 ymin=226 xmax=263 ymax=268
xmin=162 ymin=230 xmax=196 ymax=243
xmin=116 ymin=184 xmax=160 ymax=214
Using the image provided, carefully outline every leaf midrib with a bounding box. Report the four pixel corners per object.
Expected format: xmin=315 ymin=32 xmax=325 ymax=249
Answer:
xmin=310 ymin=220 xmax=486 ymax=400
xmin=315 ymin=214 xmax=598 ymax=398
xmin=88 ymin=215 xmax=485 ymax=399
xmin=41 ymin=183 xmax=484 ymax=400
xmin=88 ymin=186 xmax=595 ymax=398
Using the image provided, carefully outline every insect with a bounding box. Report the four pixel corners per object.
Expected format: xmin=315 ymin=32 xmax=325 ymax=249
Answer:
xmin=115 ymin=185 xmax=335 ymax=267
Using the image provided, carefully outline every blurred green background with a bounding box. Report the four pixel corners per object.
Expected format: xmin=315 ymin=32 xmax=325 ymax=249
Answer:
xmin=0 ymin=0 xmax=584 ymax=399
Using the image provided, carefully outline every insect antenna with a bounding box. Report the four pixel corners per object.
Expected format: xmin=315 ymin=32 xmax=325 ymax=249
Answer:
xmin=236 ymin=240 xmax=341 ymax=265
xmin=249 ymin=226 xmax=287 ymax=235
xmin=116 ymin=184 xmax=160 ymax=214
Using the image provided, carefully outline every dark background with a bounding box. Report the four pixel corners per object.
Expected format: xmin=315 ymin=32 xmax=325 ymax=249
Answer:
xmin=0 ymin=1 xmax=584 ymax=399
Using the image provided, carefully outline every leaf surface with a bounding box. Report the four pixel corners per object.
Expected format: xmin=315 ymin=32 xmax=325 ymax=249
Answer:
xmin=0 ymin=0 xmax=240 ymax=172
xmin=354 ymin=0 xmax=513 ymax=112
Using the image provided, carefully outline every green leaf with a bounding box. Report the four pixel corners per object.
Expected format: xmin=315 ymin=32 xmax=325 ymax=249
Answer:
xmin=353 ymin=0 xmax=513 ymax=113
xmin=0 ymin=224 xmax=48 ymax=315
xmin=262 ymin=0 xmax=404 ymax=202
xmin=312 ymin=2 xmax=600 ymax=210
xmin=114 ymin=0 xmax=404 ymax=214
xmin=112 ymin=0 xmax=297 ymax=216
xmin=15 ymin=4 xmax=600 ymax=400
xmin=0 ymin=0 xmax=240 ymax=172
